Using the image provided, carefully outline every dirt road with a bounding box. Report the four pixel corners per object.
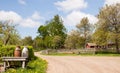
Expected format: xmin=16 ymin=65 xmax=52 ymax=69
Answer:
xmin=35 ymin=52 xmax=120 ymax=73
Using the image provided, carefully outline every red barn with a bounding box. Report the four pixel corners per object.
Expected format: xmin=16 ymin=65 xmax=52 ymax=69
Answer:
xmin=86 ymin=43 xmax=97 ymax=49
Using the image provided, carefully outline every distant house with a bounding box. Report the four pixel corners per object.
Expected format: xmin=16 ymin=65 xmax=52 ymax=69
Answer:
xmin=86 ymin=42 xmax=115 ymax=49
xmin=86 ymin=43 xmax=97 ymax=49
xmin=107 ymin=42 xmax=115 ymax=48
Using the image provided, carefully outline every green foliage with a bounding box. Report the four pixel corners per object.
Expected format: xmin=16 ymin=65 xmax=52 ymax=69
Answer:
xmin=27 ymin=46 xmax=35 ymax=60
xmin=96 ymin=50 xmax=116 ymax=54
xmin=37 ymin=15 xmax=67 ymax=49
xmin=92 ymin=29 xmax=108 ymax=45
xmin=21 ymin=36 xmax=33 ymax=46
xmin=38 ymin=15 xmax=66 ymax=38
xmin=44 ymin=36 xmax=53 ymax=48
xmin=65 ymin=30 xmax=85 ymax=49
xmin=7 ymin=33 xmax=21 ymax=45
xmin=97 ymin=3 xmax=120 ymax=53
xmin=0 ymin=21 xmax=20 ymax=45
xmin=98 ymin=4 xmax=120 ymax=33
xmin=76 ymin=17 xmax=92 ymax=48
xmin=38 ymin=25 xmax=48 ymax=39
xmin=76 ymin=17 xmax=91 ymax=35
xmin=33 ymin=37 xmax=45 ymax=51
xmin=52 ymin=36 xmax=62 ymax=49
xmin=0 ymin=45 xmax=15 ymax=57
xmin=5 ymin=57 xmax=47 ymax=73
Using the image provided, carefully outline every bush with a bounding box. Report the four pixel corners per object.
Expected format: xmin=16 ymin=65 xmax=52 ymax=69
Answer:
xmin=34 ymin=48 xmax=46 ymax=52
xmin=0 ymin=45 xmax=15 ymax=57
xmin=95 ymin=48 xmax=117 ymax=54
xmin=26 ymin=46 xmax=35 ymax=60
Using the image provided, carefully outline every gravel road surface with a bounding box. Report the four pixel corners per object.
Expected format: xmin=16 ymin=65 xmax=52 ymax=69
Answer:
xmin=35 ymin=52 xmax=120 ymax=73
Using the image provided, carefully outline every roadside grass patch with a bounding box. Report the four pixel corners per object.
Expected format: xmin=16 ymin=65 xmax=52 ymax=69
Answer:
xmin=4 ymin=57 xmax=47 ymax=73
xmin=94 ymin=53 xmax=120 ymax=56
xmin=47 ymin=53 xmax=77 ymax=56
xmin=46 ymin=53 xmax=120 ymax=57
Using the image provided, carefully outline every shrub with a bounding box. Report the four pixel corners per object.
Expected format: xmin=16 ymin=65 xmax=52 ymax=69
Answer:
xmin=0 ymin=45 xmax=15 ymax=57
xmin=26 ymin=46 xmax=35 ymax=60
xmin=95 ymin=48 xmax=117 ymax=54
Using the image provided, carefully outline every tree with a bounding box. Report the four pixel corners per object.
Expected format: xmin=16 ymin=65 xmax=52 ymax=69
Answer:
xmin=33 ymin=36 xmax=45 ymax=50
xmin=92 ymin=28 xmax=108 ymax=46
xmin=22 ymin=36 xmax=33 ymax=46
xmin=52 ymin=36 xmax=62 ymax=49
xmin=38 ymin=25 xmax=48 ymax=39
xmin=97 ymin=3 xmax=120 ymax=53
xmin=47 ymin=15 xmax=66 ymax=37
xmin=0 ymin=21 xmax=20 ymax=45
xmin=76 ymin=17 xmax=92 ymax=48
xmin=38 ymin=15 xmax=67 ymax=49
xmin=7 ymin=32 xmax=21 ymax=45
xmin=43 ymin=36 xmax=53 ymax=48
xmin=64 ymin=30 xmax=84 ymax=49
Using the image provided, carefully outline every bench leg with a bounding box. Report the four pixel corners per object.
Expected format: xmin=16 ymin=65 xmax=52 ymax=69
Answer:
xmin=7 ymin=61 xmax=10 ymax=67
xmin=22 ymin=61 xmax=25 ymax=68
xmin=3 ymin=62 xmax=6 ymax=71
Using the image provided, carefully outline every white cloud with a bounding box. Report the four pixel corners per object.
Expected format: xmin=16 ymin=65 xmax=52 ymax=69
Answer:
xmin=18 ymin=0 xmax=26 ymax=5
xmin=54 ymin=0 xmax=87 ymax=12
xmin=31 ymin=11 xmax=43 ymax=20
xmin=0 ymin=10 xmax=42 ymax=28
xmin=63 ymin=11 xmax=98 ymax=26
xmin=104 ymin=0 xmax=120 ymax=5
xmin=20 ymin=18 xmax=41 ymax=27
xmin=0 ymin=11 xmax=22 ymax=24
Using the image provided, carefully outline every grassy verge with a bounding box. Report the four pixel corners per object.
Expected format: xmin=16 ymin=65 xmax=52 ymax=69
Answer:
xmin=47 ymin=53 xmax=120 ymax=57
xmin=47 ymin=53 xmax=78 ymax=56
xmin=4 ymin=57 xmax=47 ymax=73
xmin=93 ymin=53 xmax=120 ymax=56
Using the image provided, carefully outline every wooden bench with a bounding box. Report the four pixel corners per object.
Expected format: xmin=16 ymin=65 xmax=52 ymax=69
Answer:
xmin=2 ymin=57 xmax=27 ymax=71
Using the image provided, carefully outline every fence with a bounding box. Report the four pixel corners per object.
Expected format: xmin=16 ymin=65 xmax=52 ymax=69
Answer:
xmin=40 ymin=48 xmax=119 ymax=55
xmin=40 ymin=48 xmax=96 ymax=54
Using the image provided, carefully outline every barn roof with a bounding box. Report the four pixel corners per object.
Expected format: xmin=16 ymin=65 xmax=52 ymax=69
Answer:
xmin=87 ymin=43 xmax=97 ymax=46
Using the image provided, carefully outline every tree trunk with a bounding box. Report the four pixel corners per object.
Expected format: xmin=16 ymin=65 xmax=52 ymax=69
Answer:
xmin=114 ymin=23 xmax=119 ymax=53
xmin=84 ymin=32 xmax=87 ymax=49
xmin=115 ymin=37 xmax=119 ymax=53
xmin=4 ymin=35 xmax=10 ymax=45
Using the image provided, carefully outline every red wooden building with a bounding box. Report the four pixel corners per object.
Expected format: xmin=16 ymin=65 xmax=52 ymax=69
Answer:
xmin=86 ymin=43 xmax=97 ymax=49
xmin=86 ymin=43 xmax=115 ymax=49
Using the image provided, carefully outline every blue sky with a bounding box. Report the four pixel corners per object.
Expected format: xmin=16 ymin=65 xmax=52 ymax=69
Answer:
xmin=0 ymin=0 xmax=119 ymax=39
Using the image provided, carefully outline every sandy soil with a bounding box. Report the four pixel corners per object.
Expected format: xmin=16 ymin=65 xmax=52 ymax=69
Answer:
xmin=35 ymin=52 xmax=120 ymax=73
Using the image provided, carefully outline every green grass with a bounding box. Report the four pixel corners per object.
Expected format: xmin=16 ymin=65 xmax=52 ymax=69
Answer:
xmin=93 ymin=53 xmax=120 ymax=56
xmin=47 ymin=53 xmax=78 ymax=56
xmin=4 ymin=57 xmax=47 ymax=73
xmin=46 ymin=53 xmax=120 ymax=57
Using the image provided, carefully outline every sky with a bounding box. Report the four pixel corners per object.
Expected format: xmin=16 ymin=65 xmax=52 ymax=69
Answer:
xmin=0 ymin=0 xmax=120 ymax=39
